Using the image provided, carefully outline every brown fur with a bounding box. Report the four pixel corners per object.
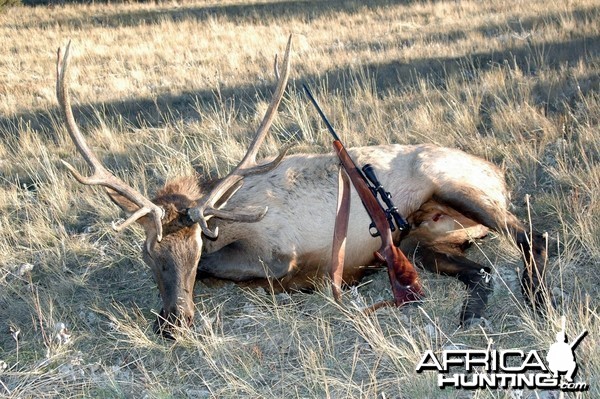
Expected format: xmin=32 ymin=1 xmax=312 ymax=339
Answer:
xmin=155 ymin=176 xmax=204 ymax=200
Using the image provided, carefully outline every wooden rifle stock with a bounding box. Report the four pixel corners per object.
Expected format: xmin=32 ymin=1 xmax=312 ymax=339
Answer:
xmin=332 ymin=141 xmax=423 ymax=305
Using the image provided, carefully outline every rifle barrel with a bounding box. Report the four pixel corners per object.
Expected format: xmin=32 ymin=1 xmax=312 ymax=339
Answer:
xmin=302 ymin=84 xmax=341 ymax=142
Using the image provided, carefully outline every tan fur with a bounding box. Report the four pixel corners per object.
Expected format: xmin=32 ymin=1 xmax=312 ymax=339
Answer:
xmin=200 ymin=145 xmax=509 ymax=287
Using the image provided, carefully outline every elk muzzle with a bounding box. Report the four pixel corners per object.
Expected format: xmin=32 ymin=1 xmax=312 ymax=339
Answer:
xmin=153 ymin=304 xmax=195 ymax=339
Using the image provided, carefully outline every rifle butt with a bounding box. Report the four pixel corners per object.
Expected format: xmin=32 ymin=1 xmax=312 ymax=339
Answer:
xmin=379 ymin=245 xmax=423 ymax=305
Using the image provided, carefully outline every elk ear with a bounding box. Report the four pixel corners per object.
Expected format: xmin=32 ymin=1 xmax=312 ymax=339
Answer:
xmin=105 ymin=187 xmax=143 ymax=214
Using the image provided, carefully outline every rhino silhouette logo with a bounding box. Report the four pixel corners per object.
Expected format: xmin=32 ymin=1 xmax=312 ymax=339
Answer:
xmin=546 ymin=316 xmax=587 ymax=382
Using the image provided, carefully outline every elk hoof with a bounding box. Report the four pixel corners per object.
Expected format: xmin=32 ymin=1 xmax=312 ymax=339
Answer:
xmin=461 ymin=316 xmax=491 ymax=331
xmin=153 ymin=319 xmax=176 ymax=340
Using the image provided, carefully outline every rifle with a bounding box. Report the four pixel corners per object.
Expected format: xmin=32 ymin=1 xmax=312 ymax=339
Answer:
xmin=303 ymin=84 xmax=423 ymax=307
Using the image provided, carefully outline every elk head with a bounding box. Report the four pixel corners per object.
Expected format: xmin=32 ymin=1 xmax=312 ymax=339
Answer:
xmin=56 ymin=37 xmax=292 ymax=338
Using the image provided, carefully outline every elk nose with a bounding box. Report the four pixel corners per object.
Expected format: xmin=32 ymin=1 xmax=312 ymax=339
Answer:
xmin=153 ymin=308 xmax=194 ymax=339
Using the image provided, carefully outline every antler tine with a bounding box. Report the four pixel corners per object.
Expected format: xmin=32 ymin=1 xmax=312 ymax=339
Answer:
xmin=237 ymin=34 xmax=292 ymax=168
xmin=274 ymin=53 xmax=280 ymax=81
xmin=57 ymin=42 xmax=165 ymax=242
xmin=187 ymin=35 xmax=293 ymax=238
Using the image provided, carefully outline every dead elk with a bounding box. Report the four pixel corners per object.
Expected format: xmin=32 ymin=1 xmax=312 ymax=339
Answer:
xmin=57 ymin=41 xmax=549 ymax=338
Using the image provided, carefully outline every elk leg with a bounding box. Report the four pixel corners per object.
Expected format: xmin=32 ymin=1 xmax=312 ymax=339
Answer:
xmin=199 ymin=241 xmax=291 ymax=281
xmin=432 ymin=189 xmax=550 ymax=311
xmin=420 ymin=247 xmax=492 ymax=326
xmin=515 ymin=230 xmax=550 ymax=311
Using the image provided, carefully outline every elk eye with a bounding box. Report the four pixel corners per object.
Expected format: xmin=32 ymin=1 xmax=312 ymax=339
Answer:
xmin=179 ymin=209 xmax=194 ymax=225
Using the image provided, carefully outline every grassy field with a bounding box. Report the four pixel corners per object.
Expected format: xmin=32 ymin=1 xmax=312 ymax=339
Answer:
xmin=0 ymin=0 xmax=599 ymax=398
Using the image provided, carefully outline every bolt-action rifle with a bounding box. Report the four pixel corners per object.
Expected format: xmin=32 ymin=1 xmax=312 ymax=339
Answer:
xmin=303 ymin=84 xmax=423 ymax=307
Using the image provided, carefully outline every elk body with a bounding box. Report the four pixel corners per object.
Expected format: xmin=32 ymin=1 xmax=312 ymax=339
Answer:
xmin=200 ymin=145 xmax=548 ymax=323
xmin=57 ymin=39 xmax=547 ymax=338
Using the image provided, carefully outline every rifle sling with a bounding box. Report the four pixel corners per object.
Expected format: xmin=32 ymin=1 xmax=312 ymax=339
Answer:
xmin=329 ymin=166 xmax=351 ymax=302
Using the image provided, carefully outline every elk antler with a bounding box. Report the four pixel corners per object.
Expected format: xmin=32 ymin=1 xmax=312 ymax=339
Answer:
xmin=187 ymin=35 xmax=293 ymax=238
xmin=57 ymin=41 xmax=166 ymax=241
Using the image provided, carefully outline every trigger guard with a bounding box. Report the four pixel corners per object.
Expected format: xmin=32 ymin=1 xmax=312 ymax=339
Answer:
xmin=369 ymin=225 xmax=380 ymax=237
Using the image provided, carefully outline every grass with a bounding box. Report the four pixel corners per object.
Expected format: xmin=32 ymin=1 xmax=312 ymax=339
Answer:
xmin=0 ymin=0 xmax=599 ymax=398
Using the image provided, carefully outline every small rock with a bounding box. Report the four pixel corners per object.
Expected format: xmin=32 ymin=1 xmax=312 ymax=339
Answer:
xmin=88 ymin=363 xmax=100 ymax=374
xmin=534 ymin=391 xmax=559 ymax=399
xmin=58 ymin=363 xmax=74 ymax=376
xmin=509 ymin=389 xmax=523 ymax=399
xmin=186 ymin=388 xmax=211 ymax=398
xmin=242 ymin=302 xmax=258 ymax=315
xmin=463 ymin=317 xmax=492 ymax=331
xmin=18 ymin=263 xmax=34 ymax=277
xmin=276 ymin=292 xmax=292 ymax=304
xmin=86 ymin=312 xmax=98 ymax=325
xmin=443 ymin=343 xmax=469 ymax=351
xmin=424 ymin=323 xmax=437 ymax=338
xmin=54 ymin=322 xmax=72 ymax=345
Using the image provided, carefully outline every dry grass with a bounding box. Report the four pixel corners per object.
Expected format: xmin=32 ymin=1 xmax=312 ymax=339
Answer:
xmin=0 ymin=0 xmax=599 ymax=398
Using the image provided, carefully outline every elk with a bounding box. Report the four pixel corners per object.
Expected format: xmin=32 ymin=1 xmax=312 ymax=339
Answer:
xmin=57 ymin=39 xmax=548 ymax=338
